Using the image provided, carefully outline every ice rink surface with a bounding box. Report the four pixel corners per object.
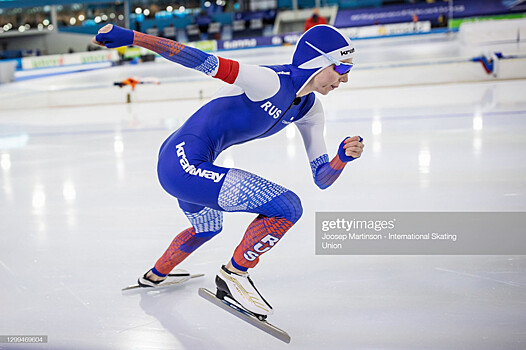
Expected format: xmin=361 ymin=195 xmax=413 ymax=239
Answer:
xmin=1 ymin=33 xmax=525 ymax=349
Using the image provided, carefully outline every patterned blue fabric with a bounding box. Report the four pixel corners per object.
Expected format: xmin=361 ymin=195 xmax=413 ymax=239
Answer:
xmin=256 ymin=191 xmax=302 ymax=223
xmin=193 ymin=54 xmax=219 ymax=75
xmin=309 ymin=137 xmax=361 ymax=189
xmin=95 ymin=26 xmax=220 ymax=75
xmin=310 ymin=153 xmax=343 ymax=189
xmin=183 ymin=207 xmax=223 ymax=237
xmin=180 ymin=235 xmax=213 ymax=253
xmin=176 ymin=46 xmax=219 ymax=75
xmin=218 ymin=169 xmax=302 ymax=223
xmin=218 ymin=169 xmax=287 ymax=211
xmin=313 ymin=162 xmax=343 ymax=190
xmin=310 ymin=154 xmax=329 ymax=177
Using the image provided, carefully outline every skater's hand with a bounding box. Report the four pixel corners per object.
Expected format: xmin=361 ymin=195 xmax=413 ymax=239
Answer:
xmin=338 ymin=136 xmax=364 ymax=162
xmin=92 ymin=24 xmax=134 ymax=48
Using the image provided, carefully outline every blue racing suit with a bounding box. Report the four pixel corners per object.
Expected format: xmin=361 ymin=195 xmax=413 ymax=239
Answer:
xmin=95 ymin=26 xmax=360 ymax=273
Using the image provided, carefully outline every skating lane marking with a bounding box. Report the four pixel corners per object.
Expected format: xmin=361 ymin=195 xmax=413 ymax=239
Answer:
xmin=60 ymin=281 xmax=92 ymax=309
xmin=117 ymin=320 xmax=157 ymax=334
xmin=435 ymin=267 xmax=526 ymax=289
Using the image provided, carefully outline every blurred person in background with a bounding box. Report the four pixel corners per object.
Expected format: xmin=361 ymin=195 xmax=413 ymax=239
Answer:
xmin=304 ymin=8 xmax=327 ymax=32
xmin=437 ymin=13 xmax=448 ymax=28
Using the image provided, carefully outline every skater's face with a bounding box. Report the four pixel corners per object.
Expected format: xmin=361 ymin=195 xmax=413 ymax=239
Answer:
xmin=311 ymin=58 xmax=353 ymax=95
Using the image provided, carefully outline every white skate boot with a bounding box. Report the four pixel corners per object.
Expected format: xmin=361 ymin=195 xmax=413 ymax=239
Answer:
xmin=215 ymin=265 xmax=273 ymax=318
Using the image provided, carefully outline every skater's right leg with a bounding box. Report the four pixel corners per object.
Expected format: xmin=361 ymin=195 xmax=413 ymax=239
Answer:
xmin=213 ymin=169 xmax=303 ymax=316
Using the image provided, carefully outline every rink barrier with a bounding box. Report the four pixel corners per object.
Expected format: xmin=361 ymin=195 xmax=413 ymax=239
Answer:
xmin=20 ymin=50 xmax=120 ymax=70
xmin=0 ymin=60 xmax=16 ymax=83
xmin=459 ymin=18 xmax=526 ymax=45
xmin=15 ymin=61 xmax=114 ymax=81
xmin=333 ymin=0 xmax=525 ymax=28
xmin=3 ymin=54 xmax=526 ymax=110
xmin=3 ymin=26 xmax=526 ymax=109
xmin=11 ymin=21 xmax=433 ymax=81
xmin=9 ymin=16 xmax=526 ymax=81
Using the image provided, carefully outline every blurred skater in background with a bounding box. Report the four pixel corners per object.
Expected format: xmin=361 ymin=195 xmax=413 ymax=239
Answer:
xmin=113 ymin=77 xmax=160 ymax=91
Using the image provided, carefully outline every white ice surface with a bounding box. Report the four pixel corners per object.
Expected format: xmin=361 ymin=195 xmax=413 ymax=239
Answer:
xmin=0 ymin=33 xmax=525 ymax=350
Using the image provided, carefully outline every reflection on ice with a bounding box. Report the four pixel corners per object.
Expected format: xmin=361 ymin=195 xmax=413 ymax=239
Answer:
xmin=1 ymin=153 xmax=11 ymax=171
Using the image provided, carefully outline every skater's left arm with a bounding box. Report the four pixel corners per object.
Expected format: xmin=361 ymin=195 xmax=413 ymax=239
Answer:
xmin=92 ymin=25 xmax=278 ymax=99
xmin=295 ymin=98 xmax=364 ymax=190
xmin=93 ymin=25 xmax=237 ymax=81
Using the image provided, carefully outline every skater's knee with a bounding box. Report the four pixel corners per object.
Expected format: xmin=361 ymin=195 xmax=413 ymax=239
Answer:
xmin=283 ymin=191 xmax=303 ymax=223
xmin=194 ymin=226 xmax=222 ymax=238
xmin=259 ymin=190 xmax=302 ymax=223
xmin=184 ymin=207 xmax=224 ymax=238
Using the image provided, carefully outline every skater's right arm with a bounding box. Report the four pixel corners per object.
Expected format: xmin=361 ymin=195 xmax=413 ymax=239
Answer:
xmin=92 ymin=25 xmax=280 ymax=101
xmin=296 ymin=97 xmax=364 ymax=190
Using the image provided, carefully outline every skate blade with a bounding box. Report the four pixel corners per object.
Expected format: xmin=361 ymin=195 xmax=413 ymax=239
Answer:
xmin=121 ymin=273 xmax=204 ymax=291
xmin=198 ymin=288 xmax=291 ymax=344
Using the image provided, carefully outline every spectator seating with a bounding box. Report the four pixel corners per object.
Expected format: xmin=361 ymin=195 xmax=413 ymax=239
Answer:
xmin=186 ymin=24 xmax=201 ymax=42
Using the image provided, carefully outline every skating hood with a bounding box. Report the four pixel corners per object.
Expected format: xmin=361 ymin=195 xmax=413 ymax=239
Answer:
xmin=289 ymin=24 xmax=355 ymax=94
